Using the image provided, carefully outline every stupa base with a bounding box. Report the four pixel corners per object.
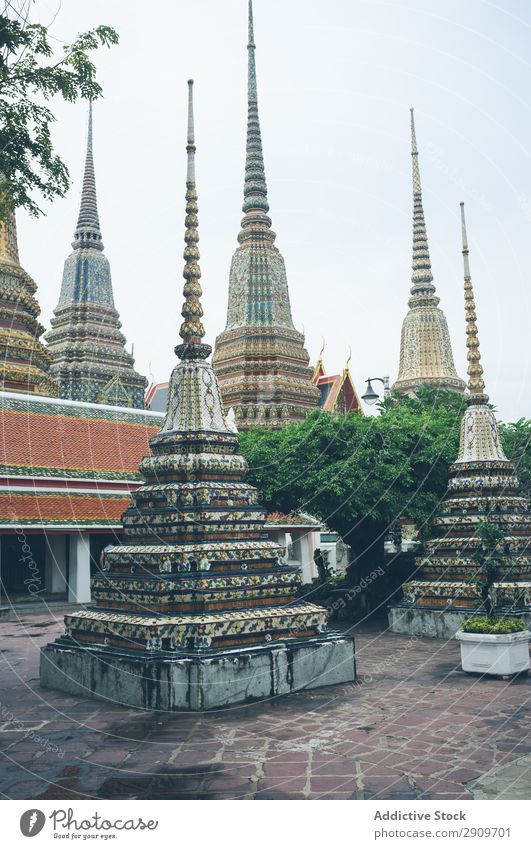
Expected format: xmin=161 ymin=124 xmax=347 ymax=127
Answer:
xmin=388 ymin=604 xmax=531 ymax=640
xmin=40 ymin=634 xmax=356 ymax=711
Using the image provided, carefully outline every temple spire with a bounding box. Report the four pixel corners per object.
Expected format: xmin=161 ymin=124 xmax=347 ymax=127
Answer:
xmin=392 ymin=110 xmax=465 ymax=395
xmin=242 ymin=0 xmax=269 ymax=218
xmin=177 ymin=79 xmax=208 ymax=359
xmin=46 ymin=101 xmax=147 ymax=407
xmin=212 ymin=1 xmax=319 ymax=425
xmin=460 ymin=202 xmax=487 ymax=401
xmin=410 ymin=108 xmax=434 ymax=292
xmin=395 ymin=204 xmax=516 ymax=633
xmin=73 ymin=100 xmax=103 ymax=251
xmin=0 ymin=198 xmax=57 ymax=395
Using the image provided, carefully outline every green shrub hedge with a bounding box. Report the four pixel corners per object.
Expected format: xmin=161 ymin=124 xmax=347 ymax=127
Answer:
xmin=461 ymin=616 xmax=527 ymax=634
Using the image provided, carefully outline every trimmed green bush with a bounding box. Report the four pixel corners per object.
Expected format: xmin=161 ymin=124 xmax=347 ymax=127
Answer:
xmin=461 ymin=616 xmax=527 ymax=635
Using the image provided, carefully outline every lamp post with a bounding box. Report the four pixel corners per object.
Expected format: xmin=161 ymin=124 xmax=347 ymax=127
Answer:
xmin=361 ymin=376 xmax=390 ymax=406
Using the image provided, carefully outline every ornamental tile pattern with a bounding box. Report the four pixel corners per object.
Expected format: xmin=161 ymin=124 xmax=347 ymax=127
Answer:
xmin=400 ymin=206 xmax=531 ymax=614
xmin=0 ymin=211 xmax=58 ymax=397
xmin=45 ymin=104 xmax=147 ymax=408
xmin=392 ymin=110 xmax=465 ymax=395
xmin=212 ymin=1 xmax=319 ymax=428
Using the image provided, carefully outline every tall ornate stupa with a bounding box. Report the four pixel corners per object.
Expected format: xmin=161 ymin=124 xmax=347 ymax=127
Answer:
xmin=45 ymin=105 xmax=147 ymax=408
xmin=212 ymin=0 xmax=319 ymax=429
xmin=392 ymin=110 xmax=465 ymax=395
xmin=389 ymin=204 xmax=531 ymax=638
xmin=0 ymin=205 xmax=57 ymax=396
xmin=41 ymin=81 xmax=355 ymax=711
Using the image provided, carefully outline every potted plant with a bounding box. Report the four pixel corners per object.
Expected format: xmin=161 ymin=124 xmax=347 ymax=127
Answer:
xmin=455 ymin=521 xmax=530 ymax=676
xmin=456 ymin=616 xmax=530 ymax=677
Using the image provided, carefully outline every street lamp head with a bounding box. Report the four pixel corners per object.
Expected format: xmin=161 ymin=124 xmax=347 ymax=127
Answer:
xmin=362 ymin=378 xmax=380 ymax=406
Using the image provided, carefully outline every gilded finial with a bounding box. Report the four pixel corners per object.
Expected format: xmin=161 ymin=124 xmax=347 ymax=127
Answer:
xmin=312 ymin=338 xmax=326 ymax=381
xmin=460 ymin=202 xmax=487 ymax=401
xmin=177 ymin=80 xmax=208 ymax=359
xmin=345 ymin=346 xmax=352 ymax=370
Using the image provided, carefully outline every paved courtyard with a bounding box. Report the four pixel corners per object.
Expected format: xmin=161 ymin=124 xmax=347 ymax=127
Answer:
xmin=0 ymin=608 xmax=529 ymax=800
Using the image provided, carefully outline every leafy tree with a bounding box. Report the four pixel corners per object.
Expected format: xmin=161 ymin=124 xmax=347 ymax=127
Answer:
xmin=240 ymin=389 xmax=530 ymax=594
xmin=240 ymin=388 xmax=466 ymax=581
xmin=499 ymin=418 xmax=531 ymax=498
xmin=0 ymin=3 xmax=118 ymax=219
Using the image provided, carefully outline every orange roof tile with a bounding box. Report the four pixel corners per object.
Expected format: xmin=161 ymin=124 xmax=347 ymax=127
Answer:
xmin=0 ymin=394 xmax=162 ymax=481
xmin=0 ymin=490 xmax=131 ymax=528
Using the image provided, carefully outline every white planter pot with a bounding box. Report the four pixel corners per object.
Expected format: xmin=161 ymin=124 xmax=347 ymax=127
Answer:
xmin=456 ymin=630 xmax=530 ymax=677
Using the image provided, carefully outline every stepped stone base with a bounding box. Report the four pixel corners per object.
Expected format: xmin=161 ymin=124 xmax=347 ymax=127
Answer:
xmin=40 ymin=634 xmax=356 ymax=711
xmin=388 ymin=605 xmax=531 ymax=640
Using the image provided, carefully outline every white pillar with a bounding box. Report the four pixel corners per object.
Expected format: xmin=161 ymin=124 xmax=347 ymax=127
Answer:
xmin=291 ymin=531 xmax=316 ymax=584
xmin=45 ymin=535 xmax=68 ymax=594
xmin=68 ymin=533 xmax=91 ymax=603
xmin=305 ymin=533 xmax=318 ymax=580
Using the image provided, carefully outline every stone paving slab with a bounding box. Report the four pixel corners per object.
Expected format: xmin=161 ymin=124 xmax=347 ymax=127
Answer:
xmin=0 ymin=609 xmax=529 ymax=800
xmin=467 ymin=754 xmax=531 ymax=800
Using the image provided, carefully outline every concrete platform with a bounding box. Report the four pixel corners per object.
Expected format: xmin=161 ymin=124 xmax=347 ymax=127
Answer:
xmin=388 ymin=604 xmax=531 ymax=640
xmin=40 ymin=634 xmax=356 ymax=711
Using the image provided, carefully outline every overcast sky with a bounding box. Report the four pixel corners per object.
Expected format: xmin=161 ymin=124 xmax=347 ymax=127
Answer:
xmin=17 ymin=0 xmax=531 ymax=421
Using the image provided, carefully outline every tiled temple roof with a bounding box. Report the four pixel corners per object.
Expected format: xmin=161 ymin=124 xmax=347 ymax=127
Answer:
xmin=0 ymin=491 xmax=132 ymax=529
xmin=0 ymin=391 xmax=163 ymax=529
xmin=0 ymin=392 xmax=162 ymax=481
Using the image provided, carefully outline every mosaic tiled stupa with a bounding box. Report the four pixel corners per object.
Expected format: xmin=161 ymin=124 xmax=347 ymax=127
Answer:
xmin=389 ymin=204 xmax=531 ymax=638
xmin=392 ymin=110 xmax=465 ymax=395
xmin=212 ymin=1 xmax=319 ymax=429
xmin=40 ymin=82 xmax=355 ymax=711
xmin=0 ymin=205 xmax=57 ymax=396
xmin=45 ymin=105 xmax=147 ymax=408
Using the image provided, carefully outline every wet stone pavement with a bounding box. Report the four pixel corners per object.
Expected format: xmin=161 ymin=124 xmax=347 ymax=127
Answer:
xmin=0 ymin=609 xmax=529 ymax=800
